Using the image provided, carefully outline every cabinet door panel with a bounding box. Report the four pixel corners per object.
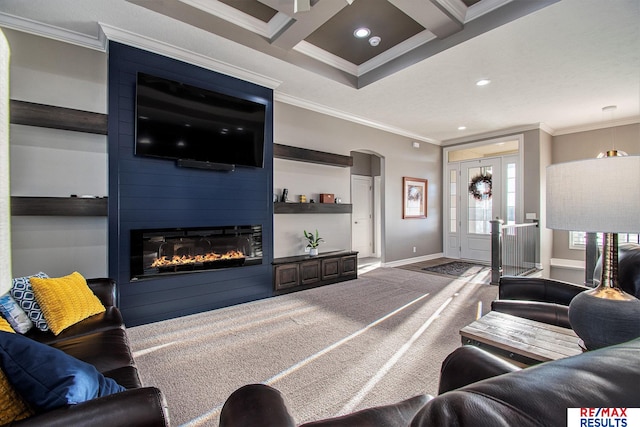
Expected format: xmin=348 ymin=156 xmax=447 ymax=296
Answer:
xmin=341 ymin=255 xmax=357 ymax=276
xmin=321 ymin=258 xmax=340 ymax=280
xmin=300 ymin=260 xmax=321 ymax=285
xmin=274 ymin=264 xmax=299 ymax=290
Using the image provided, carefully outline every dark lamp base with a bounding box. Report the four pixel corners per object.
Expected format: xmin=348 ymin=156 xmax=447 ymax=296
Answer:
xmin=569 ymin=290 xmax=640 ymax=351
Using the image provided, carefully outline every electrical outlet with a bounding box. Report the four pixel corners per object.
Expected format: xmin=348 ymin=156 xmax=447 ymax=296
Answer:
xmin=413 ymin=246 xmax=416 ymax=253
xmin=304 ymin=246 xmax=310 ymax=253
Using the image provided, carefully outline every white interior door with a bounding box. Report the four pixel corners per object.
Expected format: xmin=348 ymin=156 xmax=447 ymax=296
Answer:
xmin=460 ymin=159 xmax=502 ymax=262
xmin=351 ymin=175 xmax=373 ymax=257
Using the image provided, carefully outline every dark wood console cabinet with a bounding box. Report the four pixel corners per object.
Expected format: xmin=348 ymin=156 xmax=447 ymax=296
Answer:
xmin=273 ymin=251 xmax=358 ymax=294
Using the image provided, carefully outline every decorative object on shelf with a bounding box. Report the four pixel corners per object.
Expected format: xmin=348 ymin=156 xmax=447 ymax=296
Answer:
xmin=402 ymin=177 xmax=427 ymax=219
xmin=468 ymin=173 xmax=492 ymax=201
xmin=281 ymin=188 xmax=289 ymax=203
xmin=299 ymin=195 xmax=307 ymax=203
xmin=546 ymin=153 xmax=640 ymax=350
xmin=335 ymin=198 xmax=342 ymax=204
xmin=320 ymin=193 xmax=334 ymax=203
xmin=304 ymin=229 xmax=324 ymax=256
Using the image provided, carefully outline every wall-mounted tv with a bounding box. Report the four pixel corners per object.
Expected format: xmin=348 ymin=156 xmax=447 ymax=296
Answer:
xmin=135 ymin=72 xmax=266 ymax=169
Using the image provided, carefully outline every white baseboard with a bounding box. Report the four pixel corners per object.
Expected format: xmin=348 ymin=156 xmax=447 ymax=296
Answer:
xmin=383 ymin=252 xmax=444 ymax=268
xmin=550 ymin=258 xmax=585 ymax=271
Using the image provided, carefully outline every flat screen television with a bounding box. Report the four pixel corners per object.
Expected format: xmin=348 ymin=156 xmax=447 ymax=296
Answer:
xmin=135 ymin=72 xmax=266 ymax=169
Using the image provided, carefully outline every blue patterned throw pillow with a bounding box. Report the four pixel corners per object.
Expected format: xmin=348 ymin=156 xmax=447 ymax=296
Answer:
xmin=10 ymin=273 xmax=50 ymax=331
xmin=0 ymin=293 xmax=33 ymax=334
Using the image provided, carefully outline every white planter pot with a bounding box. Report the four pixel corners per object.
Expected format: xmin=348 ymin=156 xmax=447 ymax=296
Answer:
xmin=309 ymin=248 xmax=318 ymax=256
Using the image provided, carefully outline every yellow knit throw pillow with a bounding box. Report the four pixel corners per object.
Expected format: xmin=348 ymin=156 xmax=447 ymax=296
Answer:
xmin=0 ymin=368 xmax=33 ymax=424
xmin=29 ymin=272 xmax=106 ymax=335
xmin=0 ymin=317 xmax=15 ymax=333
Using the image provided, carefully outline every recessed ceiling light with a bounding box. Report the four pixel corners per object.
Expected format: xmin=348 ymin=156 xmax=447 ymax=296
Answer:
xmin=476 ymin=79 xmax=491 ymax=86
xmin=354 ymin=27 xmax=371 ymax=38
xmin=458 ymin=126 xmax=467 ymax=130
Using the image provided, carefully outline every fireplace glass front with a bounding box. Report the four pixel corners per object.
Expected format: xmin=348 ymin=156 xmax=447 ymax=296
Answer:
xmin=130 ymin=225 xmax=262 ymax=280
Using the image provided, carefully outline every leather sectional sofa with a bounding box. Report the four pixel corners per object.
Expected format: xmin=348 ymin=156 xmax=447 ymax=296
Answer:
xmin=220 ymin=337 xmax=640 ymax=426
xmin=4 ymin=278 xmax=169 ymax=426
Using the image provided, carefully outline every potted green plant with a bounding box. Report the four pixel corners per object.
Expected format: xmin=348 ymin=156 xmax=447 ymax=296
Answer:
xmin=304 ymin=229 xmax=324 ymax=256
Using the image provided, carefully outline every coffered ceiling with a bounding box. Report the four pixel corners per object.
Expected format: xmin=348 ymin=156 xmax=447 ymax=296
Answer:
xmin=127 ymin=0 xmax=557 ymax=88
xmin=0 ymin=0 xmax=638 ymax=144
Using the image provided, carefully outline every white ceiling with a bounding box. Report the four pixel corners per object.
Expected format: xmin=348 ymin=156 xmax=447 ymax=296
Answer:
xmin=0 ymin=0 xmax=638 ymax=145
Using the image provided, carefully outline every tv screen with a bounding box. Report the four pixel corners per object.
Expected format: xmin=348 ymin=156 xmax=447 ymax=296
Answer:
xmin=135 ymin=72 xmax=266 ymax=168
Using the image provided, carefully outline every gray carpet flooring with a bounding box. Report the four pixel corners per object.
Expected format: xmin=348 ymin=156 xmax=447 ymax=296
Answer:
xmin=128 ymin=265 xmax=497 ymax=426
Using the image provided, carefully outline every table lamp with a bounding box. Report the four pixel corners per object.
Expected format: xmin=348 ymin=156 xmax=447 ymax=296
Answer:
xmin=546 ymin=153 xmax=640 ymax=350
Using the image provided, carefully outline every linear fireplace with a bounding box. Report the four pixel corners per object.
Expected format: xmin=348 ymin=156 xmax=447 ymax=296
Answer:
xmin=130 ymin=225 xmax=263 ymax=280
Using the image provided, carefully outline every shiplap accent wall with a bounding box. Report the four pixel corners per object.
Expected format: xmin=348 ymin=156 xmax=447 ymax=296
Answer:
xmin=108 ymin=42 xmax=274 ymax=326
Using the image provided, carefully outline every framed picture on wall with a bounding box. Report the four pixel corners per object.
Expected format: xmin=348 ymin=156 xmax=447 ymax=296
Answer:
xmin=403 ymin=177 xmax=427 ymax=219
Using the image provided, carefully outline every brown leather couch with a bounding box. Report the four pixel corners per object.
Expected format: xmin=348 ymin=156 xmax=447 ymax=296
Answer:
xmin=11 ymin=278 xmax=170 ymax=426
xmin=219 ymin=337 xmax=640 ymax=426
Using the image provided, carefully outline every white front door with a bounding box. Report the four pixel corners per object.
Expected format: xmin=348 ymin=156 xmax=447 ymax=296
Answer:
xmin=351 ymin=175 xmax=373 ymax=257
xmin=460 ymin=158 xmax=502 ymax=262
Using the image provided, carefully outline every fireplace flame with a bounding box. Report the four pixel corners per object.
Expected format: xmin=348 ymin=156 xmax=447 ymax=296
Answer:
xmin=151 ymin=250 xmax=245 ymax=268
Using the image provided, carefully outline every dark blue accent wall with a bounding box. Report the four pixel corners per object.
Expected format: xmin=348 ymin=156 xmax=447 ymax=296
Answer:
xmin=108 ymin=42 xmax=274 ymax=326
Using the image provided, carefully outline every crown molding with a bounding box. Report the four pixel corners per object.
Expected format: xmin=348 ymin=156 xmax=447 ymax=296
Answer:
xmin=358 ymin=30 xmax=437 ymax=76
xmin=0 ymin=12 xmax=282 ymax=90
xmin=179 ymin=0 xmax=270 ymax=36
xmin=552 ymin=116 xmax=640 ymax=136
xmin=294 ymin=30 xmax=436 ymax=78
xmin=465 ymin=0 xmax=512 ymax=22
xmin=539 ymin=122 xmax=555 ymax=136
xmin=274 ymin=92 xmax=441 ymax=145
xmin=443 ymin=123 xmax=544 ymax=145
xmin=293 ymin=41 xmax=358 ymax=76
xmin=99 ymin=23 xmax=282 ymax=90
xmin=435 ymin=0 xmax=468 ymax=23
xmin=0 ymin=12 xmax=106 ymax=51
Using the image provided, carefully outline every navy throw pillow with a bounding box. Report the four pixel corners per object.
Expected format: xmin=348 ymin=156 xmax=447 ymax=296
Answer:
xmin=0 ymin=331 xmax=126 ymax=411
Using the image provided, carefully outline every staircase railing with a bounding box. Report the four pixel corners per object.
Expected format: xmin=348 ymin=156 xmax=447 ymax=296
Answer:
xmin=490 ymin=219 xmax=539 ymax=285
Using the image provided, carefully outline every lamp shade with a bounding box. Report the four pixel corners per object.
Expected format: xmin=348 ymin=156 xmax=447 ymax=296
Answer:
xmin=546 ymin=156 xmax=640 ymax=233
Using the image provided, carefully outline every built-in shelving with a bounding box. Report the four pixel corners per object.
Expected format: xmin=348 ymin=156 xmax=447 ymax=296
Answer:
xmin=274 ymin=202 xmax=352 ymax=214
xmin=9 ymin=100 xmax=109 ymax=217
xmin=274 ymin=143 xmax=353 ymax=167
xmin=10 ymin=99 xmax=108 ymax=135
xmin=11 ymin=197 xmax=108 ymax=216
xmin=273 ymin=144 xmax=353 ymax=214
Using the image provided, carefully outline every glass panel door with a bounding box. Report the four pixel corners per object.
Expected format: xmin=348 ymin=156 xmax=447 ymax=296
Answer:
xmin=461 ymin=159 xmax=501 ymax=262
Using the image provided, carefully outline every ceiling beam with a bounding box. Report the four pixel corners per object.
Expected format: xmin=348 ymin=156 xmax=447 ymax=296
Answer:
xmin=258 ymin=0 xmax=348 ymax=50
xmin=388 ymin=0 xmax=463 ymax=38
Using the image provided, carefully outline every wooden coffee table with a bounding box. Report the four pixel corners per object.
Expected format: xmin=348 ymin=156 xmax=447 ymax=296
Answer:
xmin=460 ymin=311 xmax=582 ymax=367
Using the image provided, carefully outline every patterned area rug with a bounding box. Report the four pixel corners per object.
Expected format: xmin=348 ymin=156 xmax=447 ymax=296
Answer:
xmin=421 ymin=261 xmax=487 ymax=277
